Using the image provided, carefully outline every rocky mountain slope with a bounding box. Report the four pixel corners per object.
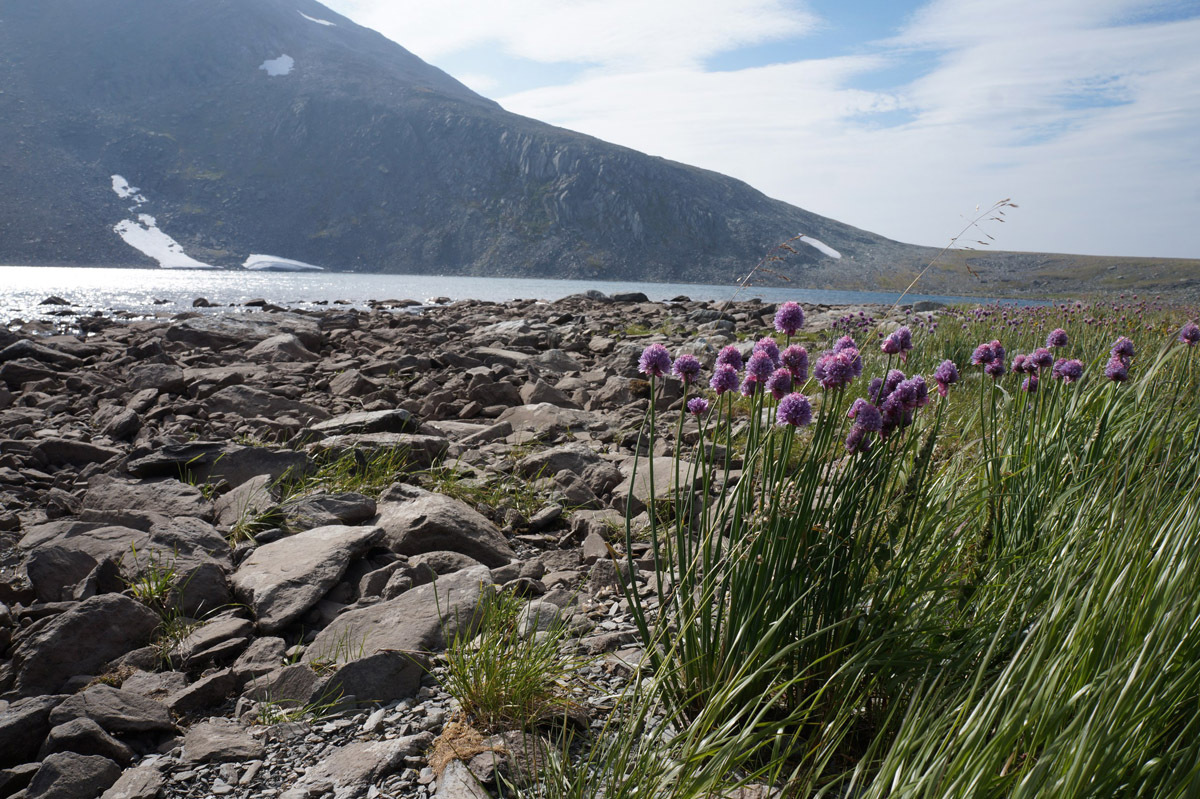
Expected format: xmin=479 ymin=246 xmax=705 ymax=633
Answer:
xmin=0 ymin=0 xmax=935 ymax=285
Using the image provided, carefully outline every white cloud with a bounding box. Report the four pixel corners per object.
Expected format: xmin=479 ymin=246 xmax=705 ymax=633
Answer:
xmin=321 ymin=0 xmax=1200 ymax=258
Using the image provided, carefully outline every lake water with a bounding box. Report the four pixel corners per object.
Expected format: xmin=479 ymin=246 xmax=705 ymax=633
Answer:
xmin=0 ymin=266 xmax=1036 ymax=325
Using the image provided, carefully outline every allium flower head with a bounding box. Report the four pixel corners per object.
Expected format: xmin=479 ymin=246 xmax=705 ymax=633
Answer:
xmin=815 ymin=350 xmax=857 ymax=389
xmin=638 ymin=343 xmax=672 ymax=377
xmin=1054 ymin=358 xmax=1084 ymax=383
xmin=740 ymin=375 xmax=761 ymax=397
xmin=834 ymin=335 xmax=858 ymax=353
xmin=933 ymin=360 xmax=959 ymax=397
xmin=1047 ymin=328 xmax=1069 ymax=348
xmin=881 ymin=335 xmax=901 ymax=356
xmin=1105 ymin=357 xmax=1129 ymax=382
xmin=882 ymin=326 xmax=914 ymax=361
xmin=985 ymin=360 xmax=1005 ymax=379
xmin=753 ymin=336 xmax=781 ymax=367
xmin=776 ymin=392 xmax=813 ymax=427
xmin=710 ymin=364 xmax=739 ymax=395
xmin=746 ymin=351 xmax=775 ymax=382
xmin=847 ymin=398 xmax=883 ymax=433
xmin=1030 ymin=347 xmax=1053 ymax=370
xmin=845 ymin=426 xmax=873 ymax=454
xmin=1179 ymin=322 xmax=1200 ymax=346
xmin=671 ymin=354 xmax=702 ymax=385
xmin=1110 ymin=337 xmax=1135 ymax=360
xmin=716 ymin=345 xmax=744 ymax=371
xmin=971 ymin=342 xmax=995 ymax=365
xmin=686 ymin=397 xmax=710 ymax=416
xmin=765 ymin=368 xmax=793 ymax=400
xmin=1011 ymin=354 xmax=1029 ymax=374
xmin=1022 ymin=374 xmax=1038 ymax=394
xmin=781 ymin=344 xmax=809 ymax=382
xmin=774 ymin=301 xmax=805 ymax=336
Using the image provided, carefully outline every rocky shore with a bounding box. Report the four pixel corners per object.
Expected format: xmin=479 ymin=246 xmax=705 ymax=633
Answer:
xmin=0 ymin=291 xmax=920 ymax=799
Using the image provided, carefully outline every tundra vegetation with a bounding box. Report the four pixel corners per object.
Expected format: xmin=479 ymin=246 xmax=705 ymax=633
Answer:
xmin=499 ymin=297 xmax=1200 ymax=797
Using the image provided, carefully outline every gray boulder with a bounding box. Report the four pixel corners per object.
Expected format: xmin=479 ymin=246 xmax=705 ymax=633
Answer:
xmin=231 ymin=525 xmax=384 ymax=633
xmin=125 ymin=363 xmax=186 ymax=395
xmin=38 ymin=718 xmax=135 ymax=767
xmin=374 ymin=494 xmax=515 ymax=567
xmin=0 ymin=695 xmax=67 ymax=767
xmin=207 ymin=385 xmax=330 ymax=422
xmin=304 ymin=565 xmax=493 ymax=663
xmin=49 ymin=685 xmax=175 ymax=735
xmin=81 ymin=475 xmax=213 ymax=520
xmin=308 ymin=409 xmax=418 ymax=438
xmin=181 ymin=719 xmax=265 ymax=763
xmin=246 ymin=333 xmax=319 ymax=363
xmin=25 ymin=752 xmax=121 ymax=799
xmin=11 ymin=595 xmax=159 ymax=696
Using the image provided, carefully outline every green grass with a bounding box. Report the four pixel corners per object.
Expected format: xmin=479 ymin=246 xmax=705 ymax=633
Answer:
xmin=543 ymin=297 xmax=1200 ymax=798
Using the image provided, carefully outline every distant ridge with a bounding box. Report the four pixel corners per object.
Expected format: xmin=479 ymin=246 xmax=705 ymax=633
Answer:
xmin=0 ymin=0 xmax=1196 ymax=297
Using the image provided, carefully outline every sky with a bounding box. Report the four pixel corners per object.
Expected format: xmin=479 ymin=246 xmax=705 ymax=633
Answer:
xmin=320 ymin=0 xmax=1200 ymax=259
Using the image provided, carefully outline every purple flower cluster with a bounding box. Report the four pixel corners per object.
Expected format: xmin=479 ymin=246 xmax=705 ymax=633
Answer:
xmin=813 ymin=336 xmax=862 ymax=390
xmin=781 ymin=344 xmax=809 ymax=382
xmin=671 ymin=354 xmax=702 ymax=385
xmin=933 ymin=360 xmax=959 ymax=397
xmin=753 ymin=337 xmax=781 ymax=367
xmin=1052 ymin=358 xmax=1084 ymax=383
xmin=1105 ymin=336 xmax=1134 ymax=383
xmin=686 ymin=397 xmax=710 ymax=416
xmin=765 ymin=368 xmax=793 ymax=400
xmin=1047 ymin=328 xmax=1069 ymax=348
xmin=638 ymin=343 xmax=672 ymax=377
xmin=972 ymin=340 xmax=1006 ymax=379
xmin=1179 ymin=322 xmax=1200 ymax=346
xmin=773 ymin=302 xmax=805 ymax=337
xmin=710 ymin=364 xmax=739 ymax=394
xmin=776 ymin=392 xmax=813 ymax=427
xmin=881 ymin=326 xmax=914 ymax=362
xmin=716 ymin=345 xmax=744 ymax=371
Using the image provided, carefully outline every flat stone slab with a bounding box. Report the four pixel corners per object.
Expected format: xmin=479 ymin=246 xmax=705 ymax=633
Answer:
xmin=304 ymin=566 xmax=493 ymax=663
xmin=309 ymin=409 xmax=418 ymax=437
xmin=232 ymin=525 xmax=384 ymax=633
xmin=182 ymin=720 xmax=265 ymax=763
xmin=373 ymin=493 xmax=515 ymax=567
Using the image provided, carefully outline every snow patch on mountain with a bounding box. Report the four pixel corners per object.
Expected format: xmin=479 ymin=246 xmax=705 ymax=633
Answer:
xmin=243 ymin=254 xmax=325 ymax=271
xmin=111 ymin=175 xmax=147 ymax=205
xmin=298 ymin=11 xmax=335 ymax=26
xmin=260 ymin=55 xmax=295 ymax=77
xmin=800 ymin=235 xmax=842 ymax=259
xmin=114 ymin=215 xmax=215 ymax=269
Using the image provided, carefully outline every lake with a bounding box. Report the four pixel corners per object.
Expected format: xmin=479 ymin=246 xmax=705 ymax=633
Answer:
xmin=0 ymin=266 xmax=1038 ymax=325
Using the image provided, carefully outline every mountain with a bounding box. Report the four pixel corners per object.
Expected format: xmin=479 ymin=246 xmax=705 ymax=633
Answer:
xmin=0 ymin=0 xmax=943 ymax=286
xmin=3 ymin=1 xmax=1197 ymax=297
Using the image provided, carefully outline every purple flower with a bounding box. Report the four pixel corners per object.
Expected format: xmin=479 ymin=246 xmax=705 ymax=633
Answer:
xmin=815 ymin=350 xmax=857 ymax=389
xmin=781 ymin=344 xmax=809 ymax=382
xmin=710 ymin=364 xmax=739 ymax=395
xmin=971 ymin=342 xmax=995 ymax=365
xmin=774 ymin=301 xmax=805 ymax=336
xmin=834 ymin=335 xmax=858 ymax=353
xmin=746 ymin=351 xmax=775 ymax=382
xmin=753 ymin=336 xmax=782 ymax=367
xmin=984 ymin=360 xmax=1005 ymax=379
xmin=1110 ymin=337 xmax=1134 ymax=361
xmin=776 ymin=392 xmax=813 ymax=427
xmin=845 ymin=426 xmax=873 ymax=454
xmin=867 ymin=377 xmax=884 ymax=403
xmin=847 ymin=398 xmax=883 ymax=433
xmin=716 ymin=345 xmax=744 ymax=371
xmin=740 ymin=375 xmax=761 ymax=397
xmin=881 ymin=335 xmax=901 ymax=356
xmin=671 ymin=354 xmax=702 ymax=385
xmin=1022 ymin=374 xmax=1038 ymax=394
xmin=1054 ymin=358 xmax=1084 ymax=383
xmin=1105 ymin=357 xmax=1129 ymax=382
xmin=1030 ymin=347 xmax=1053 ymax=370
xmin=1179 ymin=322 xmax=1200 ymax=346
xmin=765 ymin=368 xmax=793 ymax=400
xmin=882 ymin=326 xmax=914 ymax=361
xmin=1011 ymin=354 xmax=1029 ymax=374
xmin=687 ymin=397 xmax=710 ymax=416
xmin=638 ymin=343 xmax=672 ymax=378
xmin=933 ymin=360 xmax=959 ymax=397
xmin=1047 ymin=328 xmax=1069 ymax=348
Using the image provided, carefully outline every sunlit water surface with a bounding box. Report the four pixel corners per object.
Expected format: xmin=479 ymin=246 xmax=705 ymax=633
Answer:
xmin=0 ymin=266 xmax=1039 ymax=327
